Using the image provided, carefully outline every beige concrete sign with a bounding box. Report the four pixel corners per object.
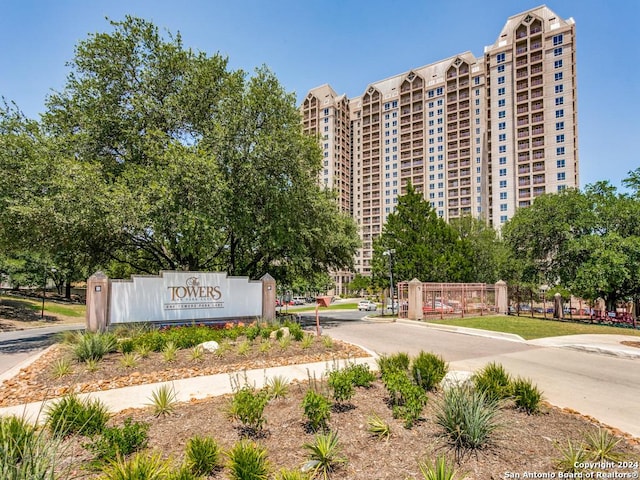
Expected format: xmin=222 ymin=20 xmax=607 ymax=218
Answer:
xmin=109 ymin=271 xmax=262 ymax=324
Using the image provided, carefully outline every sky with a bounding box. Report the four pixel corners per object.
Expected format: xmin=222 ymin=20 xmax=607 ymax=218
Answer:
xmin=1 ymin=0 xmax=638 ymax=189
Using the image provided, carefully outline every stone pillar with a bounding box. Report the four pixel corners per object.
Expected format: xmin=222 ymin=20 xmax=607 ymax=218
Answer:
xmin=261 ymin=273 xmax=276 ymax=322
xmin=407 ymin=278 xmax=423 ymax=321
xmin=86 ymin=271 xmax=110 ymax=332
xmin=495 ymin=280 xmax=508 ymax=314
xmin=553 ymin=292 xmax=563 ymax=319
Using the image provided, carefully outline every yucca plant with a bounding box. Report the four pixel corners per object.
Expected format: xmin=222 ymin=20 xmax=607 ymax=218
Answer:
xmin=85 ymin=358 xmax=100 ymax=373
xmin=472 ymin=362 xmax=512 ymax=402
xmin=237 ymin=339 xmax=252 ymax=356
xmin=163 ymin=341 xmax=179 ymax=362
xmin=134 ymin=343 xmax=151 ymax=359
xmin=259 ymin=340 xmax=272 ymax=353
xmin=148 ymin=384 xmax=178 ymax=417
xmin=45 ymin=394 xmax=110 ymax=437
xmin=278 ymin=335 xmax=292 ymax=350
xmin=184 ymin=435 xmax=220 ymax=476
xmin=302 ymin=431 xmax=347 ymax=480
xmin=215 ymin=339 xmax=232 ymax=357
xmin=71 ymin=331 xmax=118 ymax=362
xmin=119 ymin=352 xmax=140 ymax=369
xmin=226 ymin=440 xmax=270 ymax=480
xmin=435 ymin=384 xmax=501 ymax=455
xmin=301 ymin=334 xmax=315 ymax=349
xmin=553 ymin=439 xmax=588 ymax=473
xmin=584 ymin=427 xmax=623 ymax=462
xmin=275 ymin=468 xmax=310 ymax=480
xmin=100 ymin=451 xmax=170 ymax=480
xmin=511 ymin=377 xmax=543 ymax=414
xmin=0 ymin=415 xmax=60 ymax=480
xmin=411 ymin=351 xmax=448 ymax=391
xmin=416 ymin=455 xmax=462 ymax=480
xmin=321 ymin=336 xmax=333 ymax=349
xmin=266 ymin=375 xmax=290 ymax=400
xmin=189 ymin=345 xmax=204 ymax=362
xmin=366 ymin=413 xmax=391 ymax=440
xmin=51 ymin=357 xmax=73 ymax=378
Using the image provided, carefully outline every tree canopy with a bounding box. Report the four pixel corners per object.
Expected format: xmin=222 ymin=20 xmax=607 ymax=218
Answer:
xmin=0 ymin=17 xmax=359 ymax=290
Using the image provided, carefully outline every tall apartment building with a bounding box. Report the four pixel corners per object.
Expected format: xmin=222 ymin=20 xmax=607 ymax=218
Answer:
xmin=301 ymin=5 xmax=578 ymax=281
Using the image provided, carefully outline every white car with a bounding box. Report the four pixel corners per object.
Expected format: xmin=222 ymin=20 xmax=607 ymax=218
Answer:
xmin=358 ymin=300 xmax=377 ymax=311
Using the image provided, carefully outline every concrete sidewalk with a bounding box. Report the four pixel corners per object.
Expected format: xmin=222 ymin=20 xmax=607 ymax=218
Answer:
xmin=0 ymin=354 xmax=379 ymax=424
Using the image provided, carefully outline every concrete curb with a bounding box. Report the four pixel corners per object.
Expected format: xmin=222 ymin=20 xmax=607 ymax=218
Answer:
xmin=396 ymin=318 xmax=527 ymax=343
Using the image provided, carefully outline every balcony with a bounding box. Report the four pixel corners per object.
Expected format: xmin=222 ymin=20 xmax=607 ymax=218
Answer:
xmin=519 ymin=178 xmax=531 ymax=186
xmin=517 ymin=106 xmax=529 ymax=114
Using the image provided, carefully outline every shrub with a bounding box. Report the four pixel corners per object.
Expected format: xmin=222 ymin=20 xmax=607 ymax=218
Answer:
xmin=327 ymin=368 xmax=355 ymax=404
xmin=117 ymin=338 xmax=135 ymax=354
xmin=100 ymin=451 xmax=170 ymax=480
xmin=435 ymin=384 xmax=501 ymax=455
xmin=189 ymin=345 xmax=204 ymax=362
xmin=85 ymin=417 xmax=149 ymax=464
xmin=226 ymin=440 xmax=270 ymax=480
xmin=245 ymin=323 xmax=262 ymax=341
xmin=411 ymin=351 xmax=448 ymax=391
xmin=237 ymin=339 xmax=252 ymax=356
xmin=119 ymin=352 xmax=139 ymax=369
xmin=377 ymin=352 xmax=410 ymax=377
xmin=0 ymin=415 xmax=36 ymax=464
xmin=302 ymin=431 xmax=347 ymax=480
xmin=45 ymin=394 xmax=110 ymax=437
xmin=301 ymin=334 xmax=315 ymax=349
xmin=366 ymin=413 xmax=391 ymax=440
xmin=275 ymin=468 xmax=310 ymax=480
xmin=278 ymin=336 xmax=292 ymax=350
xmin=184 ymin=435 xmax=220 ymax=476
xmin=391 ymin=379 xmax=427 ymax=428
xmin=302 ymin=389 xmax=331 ymax=432
xmin=284 ymin=321 xmax=304 ymax=341
xmin=511 ymin=377 xmax=543 ymax=414
xmin=344 ymin=363 xmax=376 ymax=388
xmin=148 ymin=384 xmax=178 ymax=417
xmin=227 ymin=386 xmax=269 ymax=435
xmin=321 ymin=336 xmax=333 ymax=349
xmin=416 ymin=455 xmax=462 ymax=480
xmin=166 ymin=465 xmax=202 ymax=480
xmin=258 ymin=340 xmax=272 ymax=353
xmin=71 ymin=331 xmax=118 ymax=362
xmin=472 ymin=362 xmax=512 ymax=402
xmin=85 ymin=358 xmax=100 ymax=372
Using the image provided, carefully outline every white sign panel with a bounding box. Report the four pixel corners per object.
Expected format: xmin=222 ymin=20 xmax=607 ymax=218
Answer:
xmin=109 ymin=271 xmax=262 ymax=324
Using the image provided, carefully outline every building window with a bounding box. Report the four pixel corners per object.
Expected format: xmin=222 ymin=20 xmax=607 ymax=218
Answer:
xmin=499 ymin=168 xmax=507 ymax=176
xmin=499 ymin=134 xmax=506 ymax=141
xmin=497 ymin=65 xmax=505 ymax=73
xmin=557 ymin=147 xmax=565 ymax=155
xmin=498 ymin=110 xmax=506 ymax=118
xmin=500 ymin=215 xmax=508 ymax=223
xmin=500 ymin=180 xmax=507 ymax=188
xmin=428 ymin=102 xmax=434 ymax=109
xmin=384 ymin=103 xmax=390 ymax=111
xmin=498 ymin=99 xmax=505 ymax=107
xmin=498 ymin=122 xmax=506 ymax=130
xmin=558 ymin=185 xmax=566 ymax=192
xmin=555 ymin=97 xmax=564 ymax=106
xmin=499 ymin=156 xmax=507 ymax=165
xmin=555 ymin=85 xmax=564 ymax=94
xmin=498 ymin=87 xmax=506 ymax=96
xmin=556 ymin=121 xmax=564 ymax=130
xmin=556 ymin=109 xmax=564 ymax=118
xmin=496 ymin=52 xmax=506 ymax=63
xmin=553 ymin=34 xmax=563 ymax=46
xmin=557 ymin=172 xmax=566 ymax=181
xmin=474 ymin=76 xmax=481 ymax=84
xmin=556 ymin=134 xmax=565 ymax=143
xmin=324 ymin=118 xmax=328 ymax=123
xmin=554 ymin=47 xmax=563 ymax=56
xmin=323 ymin=108 xmax=329 ymax=115
xmin=554 ymin=72 xmax=563 ymax=81
xmin=554 ymin=60 xmax=563 ymax=69
xmin=324 ymin=126 xmax=329 ymax=132
xmin=499 ymin=145 xmax=506 ymax=153
xmin=500 ymin=192 xmax=507 ymax=199
xmin=557 ymin=159 xmax=566 ymax=168
xmin=500 ymin=204 xmax=508 ymax=211
xmin=392 ymin=100 xmax=398 ymax=108
xmin=498 ymin=76 xmax=505 ymax=84
xmin=436 ymin=87 xmax=443 ymax=96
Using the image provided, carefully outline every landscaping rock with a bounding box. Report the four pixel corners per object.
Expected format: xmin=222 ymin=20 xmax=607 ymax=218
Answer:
xmin=269 ymin=327 xmax=290 ymax=339
xmin=198 ymin=340 xmax=219 ymax=352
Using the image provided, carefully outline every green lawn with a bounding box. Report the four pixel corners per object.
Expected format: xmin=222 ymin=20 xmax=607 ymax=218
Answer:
xmin=1 ymin=294 xmax=86 ymax=318
xmin=425 ymin=315 xmax=640 ymax=340
xmin=284 ymin=302 xmax=360 ymax=313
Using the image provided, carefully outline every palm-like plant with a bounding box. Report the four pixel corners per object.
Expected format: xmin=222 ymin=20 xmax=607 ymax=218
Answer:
xmin=148 ymin=384 xmax=178 ymax=417
xmin=302 ymin=431 xmax=347 ymax=479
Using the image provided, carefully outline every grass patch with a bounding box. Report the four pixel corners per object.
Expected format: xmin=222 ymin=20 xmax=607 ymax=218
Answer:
xmin=426 ymin=315 xmax=640 ymax=340
xmin=0 ymin=295 xmax=86 ymax=318
xmin=286 ymin=302 xmax=359 ymax=312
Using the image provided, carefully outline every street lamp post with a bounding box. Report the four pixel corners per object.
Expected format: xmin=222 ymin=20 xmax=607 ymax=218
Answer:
xmin=383 ymin=249 xmax=396 ymax=315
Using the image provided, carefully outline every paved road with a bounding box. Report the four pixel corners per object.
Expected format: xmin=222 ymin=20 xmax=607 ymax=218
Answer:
xmin=304 ymin=313 xmax=640 ymax=438
xmin=0 ymin=324 xmax=82 ymax=376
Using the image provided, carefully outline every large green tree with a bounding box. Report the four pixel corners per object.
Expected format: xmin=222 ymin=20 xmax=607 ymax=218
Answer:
xmin=371 ymin=183 xmax=473 ymax=284
xmin=2 ymin=17 xmax=359 ymax=285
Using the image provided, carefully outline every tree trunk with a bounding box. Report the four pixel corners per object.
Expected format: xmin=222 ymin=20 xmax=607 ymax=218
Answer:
xmin=65 ymin=281 xmax=71 ymax=300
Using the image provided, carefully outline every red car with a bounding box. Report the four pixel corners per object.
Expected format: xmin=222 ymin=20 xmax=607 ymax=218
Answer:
xmin=423 ymin=301 xmax=454 ymax=314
